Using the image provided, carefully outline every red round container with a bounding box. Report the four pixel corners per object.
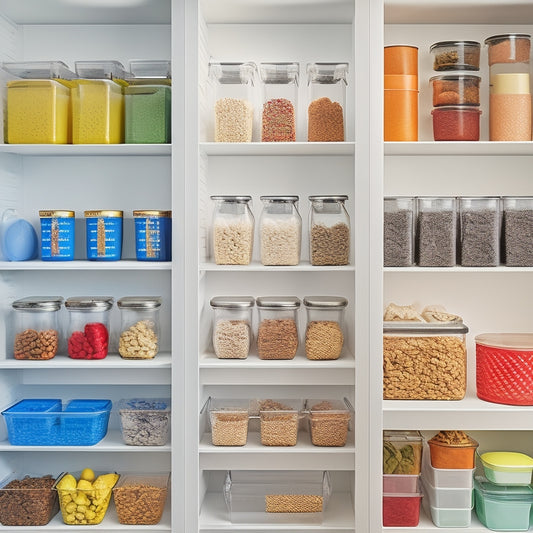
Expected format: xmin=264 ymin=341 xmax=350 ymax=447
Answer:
xmin=432 ymin=106 xmax=481 ymax=141
xmin=476 ymin=333 xmax=533 ymax=405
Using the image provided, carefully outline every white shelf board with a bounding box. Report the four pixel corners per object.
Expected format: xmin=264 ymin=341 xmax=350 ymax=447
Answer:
xmin=0 ymin=144 xmax=171 ymax=157
xmin=200 ymin=142 xmax=355 ymax=157
xmin=0 ymin=260 xmax=171 ymax=271
xmin=385 ymin=141 xmax=533 ymax=157
xmin=384 ymin=266 xmax=533 ymax=273
xmin=200 ymin=491 xmax=354 ymax=530
xmin=200 ymin=261 xmax=355 ymax=272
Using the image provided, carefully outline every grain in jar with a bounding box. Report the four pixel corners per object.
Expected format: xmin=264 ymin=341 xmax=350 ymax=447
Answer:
xmin=209 ymin=398 xmax=250 ymax=446
xmin=210 ymin=296 xmax=254 ymax=359
xmin=485 ymin=33 xmax=531 ymax=67
xmin=384 ymin=197 xmax=415 ymax=267
xmin=256 ymin=296 xmax=300 ymax=360
xmin=502 ymin=197 xmax=533 ymax=266
xmin=257 ymin=399 xmax=301 ymax=446
xmin=429 ymin=41 xmax=481 ymax=71
xmin=306 ymin=399 xmax=351 ymax=447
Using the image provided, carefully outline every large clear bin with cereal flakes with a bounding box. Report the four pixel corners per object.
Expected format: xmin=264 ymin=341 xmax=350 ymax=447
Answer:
xmin=208 ymin=397 xmax=250 ymax=446
xmin=383 ymin=322 xmax=468 ymax=400
xmin=252 ymin=398 xmax=303 ymax=446
xmin=305 ymin=398 xmax=353 ymax=447
xmin=223 ymin=470 xmax=331 ymax=524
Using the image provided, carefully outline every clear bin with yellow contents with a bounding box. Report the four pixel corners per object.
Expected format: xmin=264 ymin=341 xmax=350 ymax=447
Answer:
xmin=72 ymin=61 xmax=131 ymax=144
xmin=3 ymin=61 xmax=77 ymax=144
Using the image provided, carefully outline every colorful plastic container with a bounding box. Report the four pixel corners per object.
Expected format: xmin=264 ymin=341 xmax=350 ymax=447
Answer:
xmin=85 ymin=210 xmax=123 ymax=261
xmin=479 ymin=452 xmax=533 ymax=485
xmin=39 ymin=210 xmax=75 ymax=261
xmin=427 ymin=431 xmax=479 ymax=469
xmin=432 ymin=106 xmax=481 ymax=141
xmin=133 ymin=210 xmax=172 ymax=261
xmin=383 ymin=483 xmax=422 ymax=527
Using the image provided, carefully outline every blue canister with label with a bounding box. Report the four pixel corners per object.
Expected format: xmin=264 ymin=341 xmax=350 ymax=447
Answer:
xmin=85 ymin=210 xmax=123 ymax=261
xmin=39 ymin=210 xmax=75 ymax=261
xmin=133 ymin=210 xmax=171 ymax=261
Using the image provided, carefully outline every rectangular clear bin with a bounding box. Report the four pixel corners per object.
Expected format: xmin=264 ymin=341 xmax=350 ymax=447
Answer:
xmin=118 ymin=398 xmax=170 ymax=446
xmin=421 ymin=476 xmax=473 ymax=508
xmin=208 ymin=398 xmax=250 ymax=446
xmin=383 ymin=479 xmax=422 ymax=527
xmin=421 ymin=492 xmax=472 ymax=528
xmin=383 ymin=430 xmax=423 ymax=475
xmin=254 ymin=399 xmax=302 ymax=446
xmin=421 ymin=446 xmax=475 ymax=489
xmin=306 ymin=398 xmax=352 ymax=447
xmin=503 ymin=197 xmax=533 ymax=266
xmin=383 ymin=321 xmax=468 ymax=400
xmin=223 ymin=470 xmax=331 ymax=524
xmin=383 ymin=474 xmax=419 ymax=493
xmin=384 ymin=197 xmax=415 ymax=267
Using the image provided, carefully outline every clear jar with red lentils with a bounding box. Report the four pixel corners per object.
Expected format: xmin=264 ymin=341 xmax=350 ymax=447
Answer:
xmin=431 ymin=106 xmax=481 ymax=141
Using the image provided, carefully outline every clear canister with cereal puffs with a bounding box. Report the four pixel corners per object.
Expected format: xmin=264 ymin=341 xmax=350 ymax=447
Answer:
xmin=117 ymin=296 xmax=162 ymax=359
xmin=11 ymin=296 xmax=63 ymax=360
xmin=383 ymin=321 xmax=468 ymax=400
xmin=303 ymin=296 xmax=347 ymax=360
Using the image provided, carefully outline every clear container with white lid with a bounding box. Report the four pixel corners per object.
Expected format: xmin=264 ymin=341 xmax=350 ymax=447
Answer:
xmin=259 ymin=195 xmax=301 ymax=266
xmin=210 ymin=296 xmax=254 ymax=359
xmin=256 ymin=296 xmax=300 ymax=360
xmin=303 ymin=296 xmax=347 ymax=360
xmin=11 ymin=296 xmax=63 ymax=360
xmin=503 ymin=196 xmax=533 ymax=266
xmin=384 ymin=197 xmax=415 ymax=267
xmin=117 ymin=296 xmax=162 ymax=359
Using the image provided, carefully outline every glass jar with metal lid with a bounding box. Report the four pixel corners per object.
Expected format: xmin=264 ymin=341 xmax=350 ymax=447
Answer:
xmin=210 ymin=296 xmax=254 ymax=359
xmin=65 ymin=296 xmax=114 ymax=360
xmin=133 ymin=210 xmax=172 ymax=261
xmin=259 ymin=196 xmax=301 ymax=266
xmin=256 ymin=296 xmax=300 ymax=360
xmin=303 ymin=296 xmax=347 ymax=360
xmin=211 ymin=196 xmax=254 ymax=265
xmin=11 ymin=296 xmax=63 ymax=360
xmin=84 ymin=210 xmax=123 ymax=261
xmin=117 ymin=296 xmax=162 ymax=359
xmin=309 ymin=195 xmax=350 ymax=266
xmin=39 ymin=210 xmax=75 ymax=261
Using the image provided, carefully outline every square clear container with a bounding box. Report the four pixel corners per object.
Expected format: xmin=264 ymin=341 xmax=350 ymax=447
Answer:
xmin=503 ymin=197 xmax=533 ymax=266
xmin=459 ymin=197 xmax=501 ymax=267
xmin=223 ymin=470 xmax=331 ymax=524
xmin=208 ymin=398 xmax=250 ymax=446
xmin=383 ymin=430 xmax=424 ymax=475
xmin=259 ymin=62 xmax=298 ymax=142
xmin=421 ymin=493 xmax=473 ymax=528
xmin=255 ymin=399 xmax=302 ymax=446
xmin=303 ymin=296 xmax=347 ymax=360
xmin=416 ymin=196 xmax=457 ymax=266
xmin=421 ymin=445 xmax=475 ymax=489
xmin=307 ymin=62 xmax=348 ymax=141
xmin=208 ymin=61 xmax=256 ymax=142
xmin=210 ymin=296 xmax=254 ymax=359
xmin=384 ymin=197 xmax=415 ymax=267
xmin=0 ymin=472 xmax=59 ymax=526
xmin=421 ymin=476 xmax=473 ymax=508
xmin=430 ymin=41 xmax=481 ymax=71
xmin=118 ymin=398 xmax=171 ymax=446
xmin=383 ymin=322 xmax=468 ymax=400
xmin=113 ymin=472 xmax=169 ymax=525
xmin=430 ymin=74 xmax=481 ymax=106
xmin=306 ymin=398 xmax=352 ymax=447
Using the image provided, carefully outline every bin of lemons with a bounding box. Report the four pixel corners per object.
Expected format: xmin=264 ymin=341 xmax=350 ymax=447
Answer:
xmin=54 ymin=469 xmax=119 ymax=524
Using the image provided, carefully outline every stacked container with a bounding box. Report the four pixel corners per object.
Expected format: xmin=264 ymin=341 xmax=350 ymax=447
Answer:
xmin=485 ymin=34 xmax=532 ymax=141
xmin=384 ymin=45 xmax=418 ymax=141
xmin=429 ymin=41 xmax=481 ymax=141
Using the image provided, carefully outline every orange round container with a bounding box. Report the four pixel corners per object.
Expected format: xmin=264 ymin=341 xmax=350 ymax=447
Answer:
xmin=384 ymin=89 xmax=418 ymax=141
xmin=384 ymin=45 xmax=418 ymax=76
xmin=428 ymin=438 xmax=479 ymax=469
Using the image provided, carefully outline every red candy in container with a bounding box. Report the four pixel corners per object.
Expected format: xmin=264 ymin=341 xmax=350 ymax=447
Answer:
xmin=476 ymin=333 xmax=533 ymax=405
xmin=65 ymin=296 xmax=114 ymax=359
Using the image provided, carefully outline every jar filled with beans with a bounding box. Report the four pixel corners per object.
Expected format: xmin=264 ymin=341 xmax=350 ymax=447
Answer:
xmin=256 ymin=296 xmax=300 ymax=360
xmin=117 ymin=296 xmax=162 ymax=359
xmin=303 ymin=296 xmax=347 ymax=360
xmin=12 ymin=296 xmax=63 ymax=360
xmin=210 ymin=296 xmax=254 ymax=359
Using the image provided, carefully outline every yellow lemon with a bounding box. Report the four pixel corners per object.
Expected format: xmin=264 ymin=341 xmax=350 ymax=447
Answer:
xmin=80 ymin=468 xmax=95 ymax=482
xmin=56 ymin=473 xmax=76 ymax=491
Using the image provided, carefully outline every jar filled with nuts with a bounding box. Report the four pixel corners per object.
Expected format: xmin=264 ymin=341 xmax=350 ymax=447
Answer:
xmin=117 ymin=296 xmax=162 ymax=359
xmin=12 ymin=296 xmax=63 ymax=360
xmin=303 ymin=296 xmax=347 ymax=360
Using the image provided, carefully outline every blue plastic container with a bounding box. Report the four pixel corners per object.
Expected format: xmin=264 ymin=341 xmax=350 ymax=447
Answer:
xmin=133 ymin=210 xmax=171 ymax=261
xmin=2 ymin=398 xmax=111 ymax=446
xmin=39 ymin=210 xmax=75 ymax=261
xmin=84 ymin=210 xmax=123 ymax=261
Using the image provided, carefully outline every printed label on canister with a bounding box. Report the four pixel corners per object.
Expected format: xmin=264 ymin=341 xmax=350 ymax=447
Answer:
xmin=85 ymin=215 xmax=123 ymax=261
xmin=134 ymin=214 xmax=171 ymax=261
xmin=39 ymin=211 xmax=75 ymax=261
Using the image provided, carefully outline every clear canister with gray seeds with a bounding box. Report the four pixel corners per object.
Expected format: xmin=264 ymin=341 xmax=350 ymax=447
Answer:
xmin=118 ymin=398 xmax=171 ymax=446
xmin=384 ymin=197 xmax=415 ymax=267
xmin=502 ymin=196 xmax=533 ymax=266
xmin=117 ymin=296 xmax=162 ymax=359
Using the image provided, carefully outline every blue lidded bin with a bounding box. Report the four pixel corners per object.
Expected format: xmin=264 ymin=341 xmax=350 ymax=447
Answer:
xmin=39 ymin=210 xmax=75 ymax=261
xmin=133 ymin=210 xmax=171 ymax=261
xmin=84 ymin=210 xmax=123 ymax=261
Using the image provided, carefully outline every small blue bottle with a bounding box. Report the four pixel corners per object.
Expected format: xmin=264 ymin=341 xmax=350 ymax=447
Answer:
xmin=133 ymin=210 xmax=171 ymax=261
xmin=39 ymin=210 xmax=75 ymax=261
xmin=84 ymin=210 xmax=123 ymax=261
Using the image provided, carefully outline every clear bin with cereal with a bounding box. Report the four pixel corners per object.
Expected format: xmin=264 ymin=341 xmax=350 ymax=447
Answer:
xmin=223 ymin=470 xmax=331 ymax=524
xmin=209 ymin=61 xmax=256 ymax=142
xmin=309 ymin=195 xmax=350 ymax=266
xmin=117 ymin=296 xmax=161 ymax=359
xmin=383 ymin=321 xmax=468 ymax=400
xmin=307 ymin=62 xmax=348 ymax=141
xmin=383 ymin=430 xmax=424 ymax=475
xmin=256 ymin=296 xmax=300 ymax=360
xmin=254 ymin=399 xmax=302 ymax=446
xmin=118 ymin=398 xmax=171 ymax=446
xmin=210 ymin=296 xmax=254 ymax=359
xmin=384 ymin=197 xmax=416 ymax=267
xmin=11 ymin=296 xmax=63 ymax=360
xmin=430 ymin=41 xmax=481 ymax=71
xmin=303 ymin=296 xmax=347 ymax=360
xmin=211 ymin=195 xmax=254 ymax=265
xmin=208 ymin=398 xmax=250 ymax=446
xmin=259 ymin=62 xmax=298 ymax=142
xmin=306 ymin=399 xmax=352 ymax=447
xmin=113 ymin=472 xmax=169 ymax=525
xmin=502 ymin=197 xmax=533 ymax=266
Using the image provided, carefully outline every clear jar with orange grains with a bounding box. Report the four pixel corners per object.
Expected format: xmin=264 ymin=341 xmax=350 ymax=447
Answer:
xmin=307 ymin=63 xmax=348 ymax=141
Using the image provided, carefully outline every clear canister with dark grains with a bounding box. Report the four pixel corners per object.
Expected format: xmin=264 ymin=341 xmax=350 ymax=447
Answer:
xmin=384 ymin=197 xmax=415 ymax=267
xmin=502 ymin=196 xmax=533 ymax=266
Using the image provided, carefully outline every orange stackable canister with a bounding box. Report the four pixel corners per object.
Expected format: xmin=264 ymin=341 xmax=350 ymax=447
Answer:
xmin=384 ymin=45 xmax=418 ymax=75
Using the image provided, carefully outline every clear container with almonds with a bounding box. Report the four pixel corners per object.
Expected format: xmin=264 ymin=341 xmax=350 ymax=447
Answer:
xmin=254 ymin=399 xmax=302 ymax=446
xmin=11 ymin=296 xmax=63 ymax=360
xmin=208 ymin=398 xmax=250 ymax=446
xmin=305 ymin=398 xmax=352 ymax=447
xmin=383 ymin=430 xmax=424 ymax=475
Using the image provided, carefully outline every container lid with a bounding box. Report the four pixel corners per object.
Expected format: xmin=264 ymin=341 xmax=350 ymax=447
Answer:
xmin=491 ymin=73 xmax=530 ymax=94
xmin=255 ymin=296 xmax=301 ymax=309
xmin=84 ymin=210 xmax=123 ymax=218
xmin=208 ymin=397 xmax=249 ymax=412
xmin=133 ymin=210 xmax=172 ymax=218
xmin=260 ymin=195 xmax=299 ymax=202
xmin=128 ymin=59 xmax=171 ymax=79
xmin=74 ymin=60 xmax=132 ymax=81
xmin=480 ymin=451 xmax=533 ymax=471
xmin=210 ymin=195 xmax=252 ymax=203
xmin=255 ymin=398 xmax=301 ymax=414
xmin=485 ymin=33 xmax=531 ymax=45
xmin=430 ymin=41 xmax=480 ymax=51
xmin=259 ymin=62 xmax=299 ymax=84
xmin=475 ymin=333 xmax=533 ymax=350
xmin=307 ymin=62 xmax=349 ymax=84
xmin=306 ymin=399 xmax=351 ymax=415
xmin=383 ymin=321 xmax=468 ymax=334
xmin=475 ymin=476 xmax=533 ymax=498
xmin=2 ymin=61 xmax=78 ymax=80
xmin=208 ymin=62 xmax=256 ymax=84
xmin=383 ymin=430 xmax=423 ymax=442
xmin=308 ymin=195 xmax=348 ymax=202
xmin=431 ymin=106 xmax=482 ymax=115
xmin=65 ymin=296 xmax=114 ymax=311
xmin=429 ymin=74 xmax=481 ymax=82
xmin=210 ymin=296 xmax=255 ymax=309
xmin=39 ymin=210 xmax=75 ymax=218
xmin=117 ymin=296 xmax=162 ymax=309
xmin=12 ymin=296 xmax=63 ymax=311
xmin=118 ymin=398 xmax=170 ymax=412
xmin=303 ymin=296 xmax=348 ymax=308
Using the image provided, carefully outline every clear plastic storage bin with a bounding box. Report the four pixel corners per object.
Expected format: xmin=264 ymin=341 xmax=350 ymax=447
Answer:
xmin=430 ymin=41 xmax=481 ymax=71
xmin=306 ymin=398 xmax=351 ymax=447
xmin=255 ymin=399 xmax=302 ymax=446
xmin=430 ymin=74 xmax=481 ymax=106
xmin=384 ymin=197 xmax=415 ymax=267
xmin=485 ymin=33 xmax=531 ymax=67
xmin=208 ymin=398 xmax=250 ymax=446
xmin=383 ymin=478 xmax=422 ymax=527
xmin=421 ymin=446 xmax=476 ymax=489
xmin=502 ymin=197 xmax=533 ymax=266
xmin=383 ymin=430 xmax=424 ymax=475
xmin=118 ymin=398 xmax=171 ymax=446
xmin=479 ymin=451 xmax=533 ymax=485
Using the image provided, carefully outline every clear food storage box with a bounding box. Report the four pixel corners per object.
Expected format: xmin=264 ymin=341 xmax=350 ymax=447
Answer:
xmin=421 ymin=444 xmax=475 ymax=489
xmin=383 ymin=430 xmax=423 ymax=475
xmin=485 ymin=33 xmax=531 ymax=67
xmin=118 ymin=398 xmax=171 ymax=446
xmin=430 ymin=41 xmax=481 ymax=71
xmin=427 ymin=430 xmax=479 ymax=469
xmin=430 ymin=74 xmax=481 ymax=106
xmin=1 ymin=398 xmax=111 ymax=445
xmin=421 ymin=489 xmax=472 ymax=528
xmin=0 ymin=473 xmax=59 ymax=526
xmin=208 ymin=397 xmax=250 ymax=446
xmin=502 ymin=197 xmax=533 ymax=267
xmin=224 ymin=470 xmax=331 ymax=524
xmin=383 ymin=478 xmax=422 ymax=527
xmin=384 ymin=197 xmax=415 ymax=267
xmin=113 ymin=472 xmax=169 ymax=525
xmin=479 ymin=451 xmax=533 ymax=485
xmin=255 ymin=399 xmax=302 ymax=447
xmin=383 ymin=322 xmax=468 ymax=400
xmin=431 ymin=106 xmax=481 ymax=141
xmin=306 ymin=398 xmax=352 ymax=447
